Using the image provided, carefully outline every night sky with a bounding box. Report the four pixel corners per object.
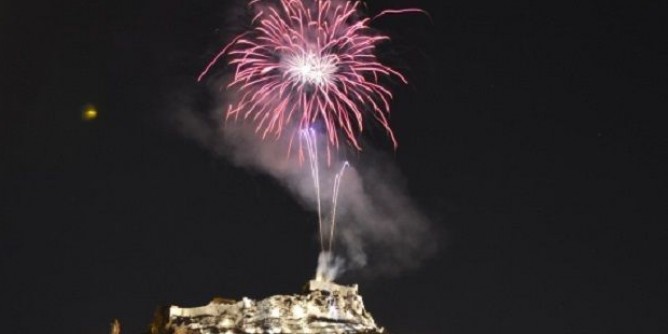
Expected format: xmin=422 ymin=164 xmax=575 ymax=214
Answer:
xmin=2 ymin=1 xmax=667 ymax=333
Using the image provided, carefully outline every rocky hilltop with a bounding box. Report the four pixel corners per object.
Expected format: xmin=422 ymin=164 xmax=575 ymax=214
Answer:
xmin=150 ymin=280 xmax=384 ymax=334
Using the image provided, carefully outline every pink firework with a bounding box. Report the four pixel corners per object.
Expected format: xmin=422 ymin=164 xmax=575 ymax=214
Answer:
xmin=199 ymin=0 xmax=424 ymax=150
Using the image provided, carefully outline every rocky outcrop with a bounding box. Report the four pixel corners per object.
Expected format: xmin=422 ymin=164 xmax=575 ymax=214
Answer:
xmin=161 ymin=280 xmax=384 ymax=334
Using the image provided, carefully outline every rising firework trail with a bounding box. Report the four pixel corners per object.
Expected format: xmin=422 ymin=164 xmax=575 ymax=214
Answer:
xmin=199 ymin=0 xmax=425 ymax=152
xmin=329 ymin=161 xmax=349 ymax=252
xmin=301 ymin=129 xmax=349 ymax=254
xmin=301 ymin=129 xmax=324 ymax=251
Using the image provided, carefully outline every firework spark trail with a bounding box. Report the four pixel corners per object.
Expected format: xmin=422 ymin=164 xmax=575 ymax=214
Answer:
xmin=328 ymin=161 xmax=349 ymax=252
xmin=301 ymin=129 xmax=324 ymax=251
xmin=372 ymin=8 xmax=432 ymax=21
xmin=301 ymin=128 xmax=349 ymax=254
xmin=199 ymin=0 xmax=414 ymax=152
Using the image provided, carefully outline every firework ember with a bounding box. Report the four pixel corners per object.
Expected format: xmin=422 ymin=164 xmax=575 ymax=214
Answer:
xmin=199 ymin=0 xmax=416 ymax=151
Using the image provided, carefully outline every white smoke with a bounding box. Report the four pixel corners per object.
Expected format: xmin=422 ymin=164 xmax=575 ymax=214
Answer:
xmin=174 ymin=99 xmax=437 ymax=280
xmin=316 ymin=252 xmax=344 ymax=282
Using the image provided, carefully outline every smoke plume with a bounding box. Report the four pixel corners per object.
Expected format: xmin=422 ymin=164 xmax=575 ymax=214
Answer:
xmin=174 ymin=93 xmax=437 ymax=279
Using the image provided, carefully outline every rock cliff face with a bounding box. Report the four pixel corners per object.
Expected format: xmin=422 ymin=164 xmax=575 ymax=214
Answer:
xmin=162 ymin=280 xmax=384 ymax=334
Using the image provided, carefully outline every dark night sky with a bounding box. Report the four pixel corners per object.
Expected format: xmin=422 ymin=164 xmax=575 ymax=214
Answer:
xmin=2 ymin=1 xmax=667 ymax=333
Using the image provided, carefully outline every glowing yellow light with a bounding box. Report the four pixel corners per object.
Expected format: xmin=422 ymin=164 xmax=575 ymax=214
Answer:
xmin=82 ymin=105 xmax=98 ymax=121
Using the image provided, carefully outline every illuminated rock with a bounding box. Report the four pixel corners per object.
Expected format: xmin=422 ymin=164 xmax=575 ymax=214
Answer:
xmin=160 ymin=280 xmax=384 ymax=334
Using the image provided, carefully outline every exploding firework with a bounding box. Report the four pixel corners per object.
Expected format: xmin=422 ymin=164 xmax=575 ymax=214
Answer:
xmin=197 ymin=0 xmax=427 ymax=279
xmin=199 ymin=0 xmax=425 ymax=151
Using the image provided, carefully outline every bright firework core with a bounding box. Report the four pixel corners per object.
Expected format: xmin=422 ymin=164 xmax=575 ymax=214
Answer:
xmin=285 ymin=52 xmax=337 ymax=87
xmin=198 ymin=0 xmax=416 ymax=150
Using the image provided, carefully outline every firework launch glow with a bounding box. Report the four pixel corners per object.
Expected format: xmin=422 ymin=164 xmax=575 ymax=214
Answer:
xmin=199 ymin=0 xmax=426 ymax=151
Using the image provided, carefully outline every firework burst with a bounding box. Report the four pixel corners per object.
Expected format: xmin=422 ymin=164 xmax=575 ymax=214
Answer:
xmin=199 ymin=0 xmax=417 ymax=151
